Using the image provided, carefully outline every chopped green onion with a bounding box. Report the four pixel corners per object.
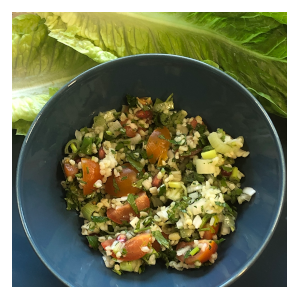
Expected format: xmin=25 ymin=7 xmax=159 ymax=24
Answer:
xmin=64 ymin=139 xmax=81 ymax=154
xmin=120 ymin=261 xmax=133 ymax=272
xmin=121 ymin=176 xmax=128 ymax=181
xmin=86 ymin=167 xmax=89 ymax=174
xmin=70 ymin=143 xmax=78 ymax=153
xmin=229 ymin=167 xmax=240 ymax=182
xmin=81 ymin=202 xmax=98 ymax=221
xmin=190 ymin=246 xmax=200 ymax=256
xmin=199 ymin=213 xmax=216 ymax=230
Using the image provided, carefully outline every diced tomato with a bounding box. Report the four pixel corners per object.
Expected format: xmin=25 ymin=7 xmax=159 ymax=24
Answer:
xmin=101 ymin=233 xmax=152 ymax=261
xmin=146 ymin=126 xmax=171 ymax=166
xmin=64 ymin=163 xmax=78 ymax=179
xmin=191 ymin=119 xmax=198 ymax=129
xmin=98 ymin=147 xmax=106 ymax=159
xmin=151 ymin=175 xmax=162 ymax=188
xmin=202 ymin=223 xmax=220 ymax=240
xmin=135 ymin=110 xmax=153 ymax=120
xmin=81 ymin=158 xmax=103 ymax=195
xmin=105 ymin=163 xmax=142 ymax=197
xmin=221 ymin=169 xmax=232 ymax=177
xmin=176 ymin=240 xmax=218 ymax=265
xmin=125 ymin=126 xmax=137 ymax=138
xmin=101 ymin=238 xmax=115 ymax=250
xmin=106 ymin=192 xmax=150 ymax=224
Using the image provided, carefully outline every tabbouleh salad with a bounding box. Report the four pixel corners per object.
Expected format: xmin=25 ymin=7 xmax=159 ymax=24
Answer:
xmin=61 ymin=94 xmax=256 ymax=275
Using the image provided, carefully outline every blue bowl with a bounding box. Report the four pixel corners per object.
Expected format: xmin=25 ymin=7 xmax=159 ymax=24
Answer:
xmin=17 ymin=54 xmax=285 ymax=287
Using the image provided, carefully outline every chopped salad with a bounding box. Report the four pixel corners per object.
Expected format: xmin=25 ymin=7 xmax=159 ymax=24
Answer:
xmin=61 ymin=94 xmax=255 ymax=274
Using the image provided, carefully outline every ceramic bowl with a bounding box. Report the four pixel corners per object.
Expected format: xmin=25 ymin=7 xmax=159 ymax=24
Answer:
xmin=17 ymin=54 xmax=285 ymax=287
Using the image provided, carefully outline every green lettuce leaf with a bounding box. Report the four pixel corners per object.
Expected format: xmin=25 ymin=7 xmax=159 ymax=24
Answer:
xmin=37 ymin=12 xmax=287 ymax=118
xmin=12 ymin=120 xmax=32 ymax=135
xmin=12 ymin=14 xmax=99 ymax=134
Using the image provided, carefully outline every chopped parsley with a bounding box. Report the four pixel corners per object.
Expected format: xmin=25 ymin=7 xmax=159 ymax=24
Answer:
xmin=113 ymin=178 xmax=120 ymax=193
xmin=127 ymin=194 xmax=139 ymax=214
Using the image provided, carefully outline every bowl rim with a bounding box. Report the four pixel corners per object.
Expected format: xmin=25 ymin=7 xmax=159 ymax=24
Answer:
xmin=16 ymin=53 xmax=286 ymax=287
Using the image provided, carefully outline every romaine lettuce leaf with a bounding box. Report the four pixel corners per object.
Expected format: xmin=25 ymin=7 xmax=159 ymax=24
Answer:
xmin=37 ymin=12 xmax=287 ymax=118
xmin=12 ymin=14 xmax=99 ymax=134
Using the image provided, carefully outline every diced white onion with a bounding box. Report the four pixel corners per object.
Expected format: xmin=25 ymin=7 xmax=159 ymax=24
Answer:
xmin=195 ymin=159 xmax=215 ymax=174
xmin=176 ymin=245 xmax=192 ymax=256
xmin=188 ymin=192 xmax=199 ymax=200
xmin=242 ymin=187 xmax=256 ymax=196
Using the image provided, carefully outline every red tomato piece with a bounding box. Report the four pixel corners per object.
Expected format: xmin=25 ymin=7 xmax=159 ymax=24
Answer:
xmin=64 ymin=163 xmax=78 ymax=179
xmin=105 ymin=163 xmax=142 ymax=197
xmin=151 ymin=175 xmax=162 ymax=188
xmin=101 ymin=233 xmax=152 ymax=261
xmin=106 ymin=192 xmax=150 ymax=224
xmin=81 ymin=158 xmax=103 ymax=195
xmin=176 ymin=240 xmax=218 ymax=265
xmin=135 ymin=110 xmax=153 ymax=119
xmin=146 ymin=127 xmax=171 ymax=166
xmin=98 ymin=147 xmax=106 ymax=159
xmin=202 ymin=223 xmax=220 ymax=240
xmin=191 ymin=119 xmax=198 ymax=129
xmin=125 ymin=126 xmax=137 ymax=138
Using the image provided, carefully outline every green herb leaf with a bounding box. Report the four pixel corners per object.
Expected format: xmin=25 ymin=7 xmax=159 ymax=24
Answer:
xmin=127 ymin=194 xmax=139 ymax=214
xmin=152 ymin=230 xmax=170 ymax=249
xmin=91 ymin=216 xmax=109 ymax=223
xmin=215 ymin=201 xmax=233 ymax=212
xmin=126 ymin=95 xmax=138 ymax=107
xmin=134 ymin=226 xmax=151 ymax=233
xmin=79 ymin=136 xmax=94 ymax=155
xmin=214 ymin=238 xmax=226 ymax=245
xmin=86 ymin=236 xmax=99 ymax=250
xmin=113 ymin=178 xmax=120 ymax=193
xmin=184 ymin=249 xmax=192 ymax=259
xmin=201 ymin=145 xmax=214 ymax=153
xmin=126 ymin=153 xmax=144 ymax=172
xmin=157 ymin=184 xmax=166 ymax=196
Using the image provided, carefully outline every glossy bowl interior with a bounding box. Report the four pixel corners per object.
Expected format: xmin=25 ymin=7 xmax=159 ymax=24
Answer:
xmin=17 ymin=54 xmax=285 ymax=287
